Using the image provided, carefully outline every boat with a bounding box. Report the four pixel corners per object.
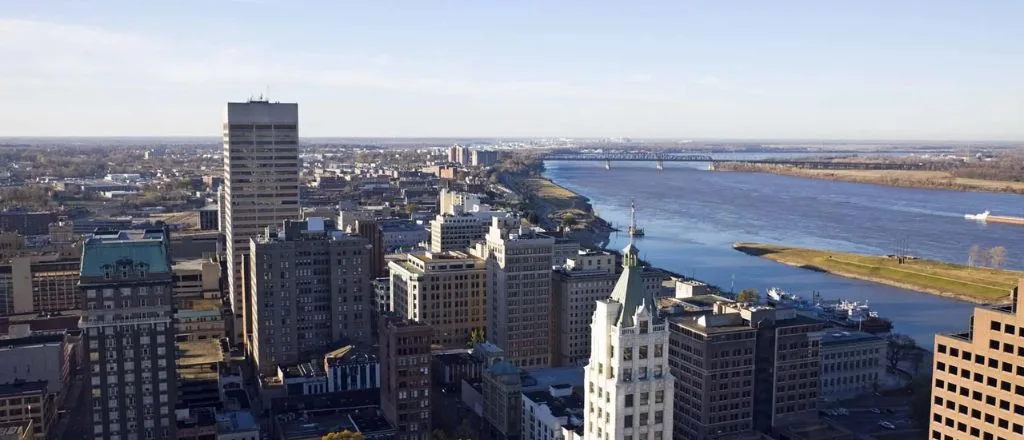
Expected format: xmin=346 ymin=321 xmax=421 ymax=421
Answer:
xmin=963 ymin=210 xmax=1024 ymax=226
xmin=965 ymin=210 xmax=990 ymax=220
xmin=765 ymin=288 xmax=818 ymax=312
xmin=830 ymin=300 xmax=894 ymax=333
xmin=628 ymin=200 xmax=645 ymax=237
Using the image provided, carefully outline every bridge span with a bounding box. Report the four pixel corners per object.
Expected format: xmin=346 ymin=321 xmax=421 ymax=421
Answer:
xmin=541 ymin=153 xmax=959 ymax=171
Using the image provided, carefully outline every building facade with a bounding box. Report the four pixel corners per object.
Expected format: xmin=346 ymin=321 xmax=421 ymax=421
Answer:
xmin=819 ymin=331 xmax=885 ymax=399
xmin=379 ymin=316 xmax=432 ymax=440
xmin=249 ymin=219 xmax=372 ymax=376
xmin=222 ymin=100 xmax=301 ymax=343
xmin=0 ymin=256 xmax=80 ymax=317
xmin=389 ymin=251 xmax=487 ymax=348
xmin=0 ymin=381 xmax=54 ymax=440
xmin=584 ymin=241 xmax=674 ymax=440
xmin=429 ymin=213 xmax=492 ymax=253
xmin=929 ymin=279 xmax=1024 ymax=440
xmin=324 ymin=344 xmax=380 ymax=392
xmin=475 ymin=216 xmax=555 ymax=369
xmin=522 ymin=385 xmax=584 ymax=440
xmin=80 ymin=229 xmax=177 ymax=440
xmin=551 ymin=250 xmax=617 ymax=366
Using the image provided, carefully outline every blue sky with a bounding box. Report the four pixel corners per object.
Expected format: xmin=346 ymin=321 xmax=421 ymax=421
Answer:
xmin=1 ymin=0 xmax=1022 ymax=140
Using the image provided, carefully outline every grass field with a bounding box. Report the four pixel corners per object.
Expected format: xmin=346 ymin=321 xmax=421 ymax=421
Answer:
xmin=734 ymin=242 xmax=1021 ymax=303
xmin=793 ymin=169 xmax=1024 ymax=193
xmin=523 ymin=177 xmax=582 ymax=211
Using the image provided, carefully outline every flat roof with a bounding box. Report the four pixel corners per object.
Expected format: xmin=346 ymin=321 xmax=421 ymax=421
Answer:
xmin=0 ymin=380 xmax=48 ymax=397
xmin=820 ymin=330 xmax=884 ymax=347
xmin=177 ymin=339 xmax=224 ymax=368
xmin=522 ymin=367 xmax=585 ymax=391
xmin=523 ymin=387 xmax=584 ymax=419
xmin=172 ymin=258 xmax=213 ymax=272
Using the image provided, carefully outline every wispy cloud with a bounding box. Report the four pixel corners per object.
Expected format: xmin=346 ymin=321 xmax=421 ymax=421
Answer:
xmin=0 ymin=19 xmax=698 ymax=102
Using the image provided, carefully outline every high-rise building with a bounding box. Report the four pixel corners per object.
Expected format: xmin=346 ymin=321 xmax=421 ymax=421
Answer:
xmin=929 ymin=279 xmax=1024 ymax=440
xmin=222 ymin=99 xmax=300 ymax=343
xmin=473 ymin=216 xmax=555 ymax=369
xmin=471 ymin=150 xmax=500 ymax=167
xmin=79 ymin=228 xmax=177 ymax=440
xmin=388 ymin=251 xmax=487 ymax=348
xmin=583 ymin=238 xmax=674 ymax=440
xmin=379 ymin=315 xmax=432 ymax=439
xmin=248 ymin=218 xmax=372 ymax=376
xmin=429 ymin=213 xmax=493 ymax=253
xmin=551 ymin=250 xmax=617 ymax=366
xmin=0 ymin=255 xmax=80 ymax=317
xmin=668 ymin=302 xmax=825 ymax=438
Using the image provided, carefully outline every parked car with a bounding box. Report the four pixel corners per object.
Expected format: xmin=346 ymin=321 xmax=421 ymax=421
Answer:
xmin=871 ymin=408 xmax=882 ymax=414
xmin=879 ymin=421 xmax=896 ymax=430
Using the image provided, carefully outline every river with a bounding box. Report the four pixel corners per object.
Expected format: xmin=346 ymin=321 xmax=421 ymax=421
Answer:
xmin=543 ymin=158 xmax=1024 ymax=348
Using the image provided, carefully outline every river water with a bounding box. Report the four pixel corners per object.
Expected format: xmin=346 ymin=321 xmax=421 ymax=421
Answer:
xmin=543 ymin=158 xmax=1024 ymax=348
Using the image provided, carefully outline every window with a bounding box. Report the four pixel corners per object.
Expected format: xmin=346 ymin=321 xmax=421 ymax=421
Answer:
xmin=639 ymin=345 xmax=649 ymax=359
xmin=624 ymin=415 xmax=633 ymax=428
xmin=654 ymin=344 xmax=664 ymax=357
xmin=625 ymin=394 xmax=634 ymax=407
xmin=640 ymin=413 xmax=649 ymax=425
xmin=655 ymin=390 xmax=664 ymax=404
xmin=655 ymin=411 xmax=664 ymax=424
xmin=992 ymin=321 xmax=1002 ymax=331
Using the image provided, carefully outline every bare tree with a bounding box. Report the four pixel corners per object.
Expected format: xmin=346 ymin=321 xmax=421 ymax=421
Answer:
xmin=989 ymin=246 xmax=1007 ymax=269
xmin=968 ymin=244 xmax=983 ymax=268
xmin=886 ymin=334 xmax=917 ymax=370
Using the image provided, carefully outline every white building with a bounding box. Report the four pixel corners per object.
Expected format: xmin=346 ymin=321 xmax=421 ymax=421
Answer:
xmin=522 ymin=385 xmax=584 ymax=440
xmin=583 ymin=238 xmax=674 ymax=440
xmin=429 ymin=212 xmax=496 ymax=253
xmin=222 ymin=99 xmax=300 ymax=342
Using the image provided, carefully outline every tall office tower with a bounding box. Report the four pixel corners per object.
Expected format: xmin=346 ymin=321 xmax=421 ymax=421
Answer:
xmin=584 ymin=238 xmax=674 ymax=440
xmin=929 ymin=279 xmax=1024 ymax=440
xmin=668 ymin=303 xmax=825 ymax=438
xmin=223 ymin=99 xmax=300 ymax=343
xmin=249 ymin=218 xmax=371 ymax=376
xmin=79 ymin=229 xmax=177 ymax=440
xmin=551 ymin=250 xmax=617 ymax=366
xmin=388 ymin=251 xmax=487 ymax=347
xmin=379 ymin=315 xmax=432 ymax=439
xmin=474 ymin=216 xmax=554 ymax=369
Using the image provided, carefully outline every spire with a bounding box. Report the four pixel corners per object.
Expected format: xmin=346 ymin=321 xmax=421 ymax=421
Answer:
xmin=623 ymin=200 xmax=640 ymax=268
xmin=609 ymin=200 xmax=655 ymax=327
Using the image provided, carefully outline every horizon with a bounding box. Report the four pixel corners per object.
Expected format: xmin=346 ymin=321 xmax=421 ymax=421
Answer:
xmin=2 ymin=1 xmax=1023 ymax=140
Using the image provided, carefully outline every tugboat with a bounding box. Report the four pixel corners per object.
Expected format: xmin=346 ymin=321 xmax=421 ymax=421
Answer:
xmin=628 ymin=200 xmax=645 ymax=238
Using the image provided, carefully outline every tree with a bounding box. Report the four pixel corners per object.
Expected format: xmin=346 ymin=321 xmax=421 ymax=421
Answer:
xmin=968 ymin=244 xmax=983 ymax=268
xmin=885 ymin=334 xmax=917 ymax=370
xmin=322 ymin=430 xmax=364 ymax=440
xmin=908 ymin=374 xmax=933 ymax=428
xmin=468 ymin=328 xmax=486 ymax=346
xmin=735 ymin=288 xmax=760 ymax=303
xmin=988 ymin=246 xmax=1007 ymax=269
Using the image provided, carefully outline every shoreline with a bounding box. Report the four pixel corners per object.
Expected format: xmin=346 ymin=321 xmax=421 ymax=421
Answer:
xmin=715 ymin=163 xmax=1024 ymax=195
xmin=733 ymin=242 xmax=1018 ymax=305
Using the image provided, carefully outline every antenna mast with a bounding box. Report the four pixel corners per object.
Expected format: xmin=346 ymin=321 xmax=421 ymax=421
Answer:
xmin=629 ymin=200 xmax=637 ymax=245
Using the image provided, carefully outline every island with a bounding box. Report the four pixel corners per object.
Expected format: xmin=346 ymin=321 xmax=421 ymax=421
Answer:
xmin=733 ymin=242 xmax=1021 ymax=304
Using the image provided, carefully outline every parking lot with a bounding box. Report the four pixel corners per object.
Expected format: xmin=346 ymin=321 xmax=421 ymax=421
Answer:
xmin=822 ymin=393 xmax=927 ymax=439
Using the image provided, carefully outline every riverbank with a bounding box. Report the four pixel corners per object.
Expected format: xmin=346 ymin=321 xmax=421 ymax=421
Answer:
xmin=716 ymin=163 xmax=1024 ymax=194
xmin=501 ymin=173 xmax=613 ymax=248
xmin=733 ymin=242 xmax=1019 ymax=304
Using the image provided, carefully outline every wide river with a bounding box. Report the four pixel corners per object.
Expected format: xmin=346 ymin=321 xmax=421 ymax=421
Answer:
xmin=544 ymin=158 xmax=1024 ymax=348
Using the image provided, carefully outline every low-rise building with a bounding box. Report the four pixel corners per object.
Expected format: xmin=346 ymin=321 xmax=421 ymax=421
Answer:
xmin=0 ymin=420 xmax=33 ymax=440
xmin=324 ymin=345 xmax=380 ymax=393
xmin=216 ymin=410 xmax=260 ymax=440
xmin=378 ymin=219 xmax=428 ymax=251
xmin=0 ymin=333 xmax=76 ymax=404
xmin=279 ymin=362 xmax=329 ymax=396
xmin=522 ymin=385 xmax=584 ymax=440
xmin=819 ymin=331 xmax=885 ymax=399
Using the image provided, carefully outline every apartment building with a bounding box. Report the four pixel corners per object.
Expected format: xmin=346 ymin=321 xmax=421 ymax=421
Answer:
xmin=249 ymin=218 xmax=372 ymax=376
xmin=473 ymin=216 xmax=555 ymax=369
xmin=930 ymin=279 xmax=1024 ymax=440
xmin=80 ymin=228 xmax=177 ymax=440
xmin=388 ymin=251 xmax=486 ymax=348
xmin=379 ymin=316 xmax=432 ymax=439
xmin=551 ymin=250 xmax=617 ymax=366
xmin=222 ymin=99 xmax=301 ymax=342
xmin=429 ymin=213 xmax=493 ymax=253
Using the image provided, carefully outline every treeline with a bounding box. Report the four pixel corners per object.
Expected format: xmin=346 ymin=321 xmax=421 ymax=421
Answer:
xmin=952 ymin=163 xmax=1024 ymax=182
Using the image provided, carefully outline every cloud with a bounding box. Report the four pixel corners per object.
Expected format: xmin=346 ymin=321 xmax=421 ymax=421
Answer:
xmin=626 ymin=73 xmax=654 ymax=83
xmin=0 ymin=18 xmax=690 ymax=103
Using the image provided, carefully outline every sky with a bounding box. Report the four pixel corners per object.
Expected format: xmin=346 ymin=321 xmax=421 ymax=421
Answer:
xmin=1 ymin=0 xmax=1022 ymax=140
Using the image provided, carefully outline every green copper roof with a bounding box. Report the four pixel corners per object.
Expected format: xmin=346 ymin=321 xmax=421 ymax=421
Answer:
xmin=608 ymin=241 xmax=658 ymax=327
xmin=80 ymin=239 xmax=171 ymax=277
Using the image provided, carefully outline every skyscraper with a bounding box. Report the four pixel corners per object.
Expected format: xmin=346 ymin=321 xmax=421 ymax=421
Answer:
xmin=929 ymin=279 xmax=1024 ymax=440
xmin=379 ymin=315 xmax=433 ymax=439
xmin=474 ymin=216 xmax=555 ymax=369
xmin=584 ymin=236 xmax=674 ymax=440
xmin=248 ymin=218 xmax=372 ymax=376
xmin=222 ymin=99 xmax=300 ymax=343
xmin=80 ymin=228 xmax=177 ymax=440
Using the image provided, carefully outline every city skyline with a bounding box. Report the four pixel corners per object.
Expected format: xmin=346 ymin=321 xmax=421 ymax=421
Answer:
xmin=2 ymin=1 xmax=1023 ymax=141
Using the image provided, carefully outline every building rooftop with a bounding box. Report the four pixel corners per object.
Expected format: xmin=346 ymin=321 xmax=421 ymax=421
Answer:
xmin=0 ymin=380 xmax=48 ymax=397
xmin=177 ymin=339 xmax=225 ymax=368
xmin=216 ymin=410 xmax=258 ymax=433
xmin=277 ymin=407 xmax=393 ymax=440
xmin=523 ymin=387 xmax=584 ymax=419
xmin=283 ymin=362 xmax=326 ymax=379
xmin=0 ymin=420 xmax=31 ymax=439
xmin=172 ymin=257 xmax=214 ymax=273
xmin=820 ymin=330 xmax=884 ymax=347
xmin=80 ymin=229 xmax=170 ymax=277
xmin=522 ymin=367 xmax=586 ymax=391
xmin=324 ymin=345 xmax=378 ymax=364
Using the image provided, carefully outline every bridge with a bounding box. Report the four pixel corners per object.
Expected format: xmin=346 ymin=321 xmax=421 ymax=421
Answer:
xmin=541 ymin=153 xmax=959 ymax=171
